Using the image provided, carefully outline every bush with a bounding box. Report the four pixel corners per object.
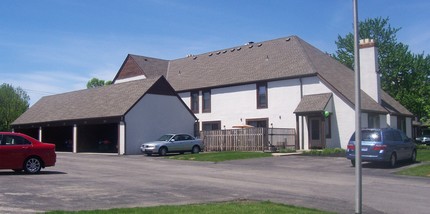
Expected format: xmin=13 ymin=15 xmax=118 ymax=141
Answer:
xmin=302 ymin=148 xmax=346 ymax=157
xmin=278 ymin=148 xmax=297 ymax=153
xmin=416 ymin=144 xmax=430 ymax=150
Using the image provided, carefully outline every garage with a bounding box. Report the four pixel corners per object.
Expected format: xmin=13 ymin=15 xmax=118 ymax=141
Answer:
xmin=12 ymin=76 xmax=197 ymax=155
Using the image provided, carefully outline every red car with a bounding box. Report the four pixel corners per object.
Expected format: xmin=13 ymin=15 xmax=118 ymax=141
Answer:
xmin=0 ymin=132 xmax=56 ymax=174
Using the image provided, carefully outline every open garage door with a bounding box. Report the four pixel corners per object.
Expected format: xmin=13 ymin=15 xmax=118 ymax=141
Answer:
xmin=43 ymin=126 xmax=74 ymax=152
xmin=77 ymin=124 xmax=118 ymax=153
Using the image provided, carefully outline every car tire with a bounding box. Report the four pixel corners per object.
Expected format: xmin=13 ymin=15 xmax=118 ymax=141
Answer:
xmin=159 ymin=147 xmax=167 ymax=156
xmin=24 ymin=157 xmax=42 ymax=174
xmin=191 ymin=146 xmax=200 ymax=154
xmin=350 ymin=160 xmax=355 ymax=167
xmin=410 ymin=150 xmax=417 ymax=163
xmin=388 ymin=153 xmax=397 ymax=168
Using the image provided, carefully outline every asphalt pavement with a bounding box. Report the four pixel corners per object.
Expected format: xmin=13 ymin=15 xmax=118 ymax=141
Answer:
xmin=0 ymin=152 xmax=429 ymax=213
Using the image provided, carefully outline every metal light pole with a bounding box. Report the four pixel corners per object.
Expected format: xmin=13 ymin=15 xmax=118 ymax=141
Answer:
xmin=353 ymin=0 xmax=362 ymax=213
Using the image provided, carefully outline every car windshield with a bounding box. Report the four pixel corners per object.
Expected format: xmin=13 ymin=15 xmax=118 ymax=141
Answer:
xmin=350 ymin=130 xmax=381 ymax=142
xmin=157 ymin=135 xmax=174 ymax=141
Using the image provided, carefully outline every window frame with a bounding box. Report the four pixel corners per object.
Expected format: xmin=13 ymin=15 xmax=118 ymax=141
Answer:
xmin=368 ymin=113 xmax=380 ymax=128
xmin=202 ymin=121 xmax=222 ymax=131
xmin=397 ymin=116 xmax=406 ymax=133
xmin=202 ymin=89 xmax=211 ymax=113
xmin=246 ymin=118 xmax=269 ymax=128
xmin=256 ymin=82 xmax=268 ymax=109
xmin=190 ymin=90 xmax=199 ymax=113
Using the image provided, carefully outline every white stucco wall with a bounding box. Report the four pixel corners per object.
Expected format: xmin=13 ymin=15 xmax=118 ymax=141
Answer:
xmin=124 ymin=94 xmax=196 ymax=155
xmin=180 ymin=76 xmax=359 ymax=149
xmin=178 ymin=75 xmax=408 ymax=150
xmin=180 ymin=78 xmax=303 ymax=130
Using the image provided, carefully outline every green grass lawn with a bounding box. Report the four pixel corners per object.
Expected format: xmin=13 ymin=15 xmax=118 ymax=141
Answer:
xmin=47 ymin=200 xmax=333 ymax=214
xmin=396 ymin=164 xmax=430 ymax=177
xmin=167 ymin=151 xmax=272 ymax=162
xmin=416 ymin=148 xmax=430 ymax=162
xmin=397 ymin=148 xmax=430 ymax=177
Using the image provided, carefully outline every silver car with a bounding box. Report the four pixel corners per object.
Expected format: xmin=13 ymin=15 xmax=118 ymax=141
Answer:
xmin=140 ymin=134 xmax=204 ymax=156
xmin=415 ymin=135 xmax=430 ymax=145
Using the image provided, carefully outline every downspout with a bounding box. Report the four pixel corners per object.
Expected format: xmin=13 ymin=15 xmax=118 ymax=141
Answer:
xmin=300 ymin=78 xmax=304 ymax=150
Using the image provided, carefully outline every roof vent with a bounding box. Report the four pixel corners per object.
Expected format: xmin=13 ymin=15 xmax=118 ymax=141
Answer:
xmin=248 ymin=45 xmax=253 ymax=48
xmin=193 ymin=56 xmax=197 ymax=60
xmin=216 ymin=51 xmax=221 ymax=55
xmin=237 ymin=47 xmax=241 ymax=51
xmin=258 ymin=43 xmax=263 ymax=47
xmin=285 ymin=38 xmax=291 ymax=42
xmin=222 ymin=50 xmax=227 ymax=53
xmin=209 ymin=53 xmax=213 ymax=56
xmin=230 ymin=49 xmax=235 ymax=52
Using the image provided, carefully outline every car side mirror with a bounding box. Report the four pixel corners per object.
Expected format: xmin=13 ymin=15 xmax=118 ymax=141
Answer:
xmin=170 ymin=139 xmax=175 ymax=142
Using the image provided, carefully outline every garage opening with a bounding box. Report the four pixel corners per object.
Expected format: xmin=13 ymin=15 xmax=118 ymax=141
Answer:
xmin=14 ymin=128 xmax=39 ymax=140
xmin=77 ymin=123 xmax=118 ymax=153
xmin=43 ymin=126 xmax=74 ymax=152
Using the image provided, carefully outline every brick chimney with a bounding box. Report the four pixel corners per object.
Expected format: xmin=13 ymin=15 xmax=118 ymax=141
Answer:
xmin=359 ymin=39 xmax=380 ymax=103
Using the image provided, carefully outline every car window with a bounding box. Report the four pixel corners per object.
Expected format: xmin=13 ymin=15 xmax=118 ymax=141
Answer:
xmin=399 ymin=132 xmax=409 ymax=142
xmin=383 ymin=131 xmax=394 ymax=141
xmin=392 ymin=131 xmax=402 ymax=141
xmin=181 ymin=135 xmax=192 ymax=141
xmin=1 ymin=135 xmax=31 ymax=145
xmin=399 ymin=131 xmax=408 ymax=142
xmin=158 ymin=135 xmax=173 ymax=141
xmin=173 ymin=135 xmax=181 ymax=141
xmin=350 ymin=130 xmax=381 ymax=141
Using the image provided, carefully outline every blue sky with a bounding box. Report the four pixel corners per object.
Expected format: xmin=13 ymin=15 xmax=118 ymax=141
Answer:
xmin=1 ymin=0 xmax=429 ymax=106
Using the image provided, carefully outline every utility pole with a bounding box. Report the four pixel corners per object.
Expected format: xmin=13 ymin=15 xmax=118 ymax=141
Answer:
xmin=353 ymin=0 xmax=362 ymax=213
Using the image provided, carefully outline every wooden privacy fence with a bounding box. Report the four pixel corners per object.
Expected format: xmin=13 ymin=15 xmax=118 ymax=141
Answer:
xmin=201 ymin=128 xmax=296 ymax=152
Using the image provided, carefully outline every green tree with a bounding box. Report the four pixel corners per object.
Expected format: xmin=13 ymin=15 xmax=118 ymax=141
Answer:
xmin=333 ymin=17 xmax=430 ymax=122
xmin=86 ymin=78 xmax=112 ymax=89
xmin=0 ymin=84 xmax=30 ymax=131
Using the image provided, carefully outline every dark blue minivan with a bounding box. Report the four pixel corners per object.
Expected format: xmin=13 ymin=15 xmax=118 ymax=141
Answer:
xmin=346 ymin=128 xmax=416 ymax=167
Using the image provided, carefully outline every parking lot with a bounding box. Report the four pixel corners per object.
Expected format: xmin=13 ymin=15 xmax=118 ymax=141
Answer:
xmin=0 ymin=152 xmax=429 ymax=214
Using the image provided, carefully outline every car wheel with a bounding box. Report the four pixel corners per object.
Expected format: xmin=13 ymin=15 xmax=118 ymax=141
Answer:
xmin=191 ymin=146 xmax=200 ymax=154
xmin=410 ymin=150 xmax=417 ymax=163
xmin=350 ymin=159 xmax=355 ymax=167
xmin=24 ymin=157 xmax=42 ymax=174
xmin=388 ymin=153 xmax=397 ymax=168
xmin=159 ymin=147 xmax=167 ymax=156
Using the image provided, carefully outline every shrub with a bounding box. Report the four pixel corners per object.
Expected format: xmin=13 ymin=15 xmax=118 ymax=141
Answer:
xmin=416 ymin=144 xmax=430 ymax=150
xmin=302 ymin=148 xmax=345 ymax=157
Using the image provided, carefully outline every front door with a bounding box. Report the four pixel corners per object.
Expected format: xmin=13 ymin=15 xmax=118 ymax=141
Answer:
xmin=309 ymin=117 xmax=325 ymax=149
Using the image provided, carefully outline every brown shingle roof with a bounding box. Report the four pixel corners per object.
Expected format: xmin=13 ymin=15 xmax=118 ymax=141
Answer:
xmin=296 ymin=37 xmax=388 ymax=113
xmin=12 ymin=77 xmax=164 ymax=126
xmin=166 ymin=36 xmax=388 ymax=114
xmin=167 ymin=37 xmax=315 ymax=91
xmin=294 ymin=93 xmax=332 ymax=114
xmin=111 ymin=35 xmax=412 ymax=117
xmin=113 ymin=54 xmax=168 ymax=80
